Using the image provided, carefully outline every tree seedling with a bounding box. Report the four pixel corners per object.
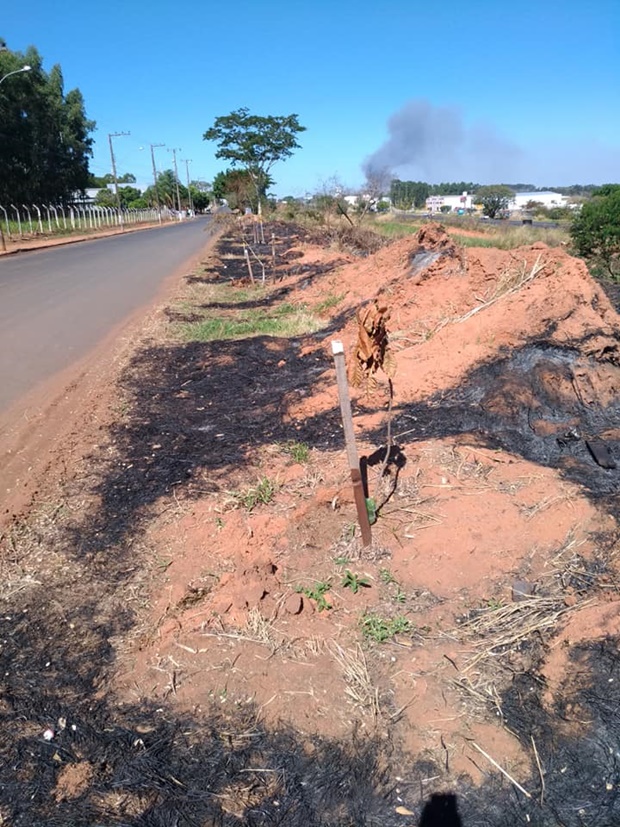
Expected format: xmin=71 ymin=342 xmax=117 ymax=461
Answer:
xmin=341 ymin=570 xmax=371 ymax=595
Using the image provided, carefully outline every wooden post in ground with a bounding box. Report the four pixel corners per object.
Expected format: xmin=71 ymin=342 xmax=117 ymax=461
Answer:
xmin=244 ymin=246 xmax=255 ymax=283
xmin=331 ymin=340 xmax=372 ymax=547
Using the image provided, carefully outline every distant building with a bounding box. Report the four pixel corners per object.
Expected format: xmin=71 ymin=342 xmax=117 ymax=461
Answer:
xmin=426 ymin=192 xmax=474 ymax=213
xmin=72 ymin=188 xmax=103 ymax=204
xmin=508 ymin=191 xmax=569 ymax=211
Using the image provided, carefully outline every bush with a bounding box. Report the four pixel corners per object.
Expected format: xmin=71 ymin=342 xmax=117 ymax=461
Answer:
xmin=570 ymin=185 xmax=620 ymax=280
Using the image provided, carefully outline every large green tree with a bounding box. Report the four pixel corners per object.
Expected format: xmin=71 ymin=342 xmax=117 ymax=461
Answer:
xmin=0 ymin=41 xmax=95 ymax=204
xmin=571 ymin=184 xmax=620 ymax=279
xmin=203 ymin=108 xmax=305 ymax=213
xmin=476 ymin=185 xmax=514 ymax=218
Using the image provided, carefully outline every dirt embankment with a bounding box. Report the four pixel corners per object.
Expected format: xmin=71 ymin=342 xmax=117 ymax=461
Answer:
xmin=2 ymin=220 xmax=620 ymax=826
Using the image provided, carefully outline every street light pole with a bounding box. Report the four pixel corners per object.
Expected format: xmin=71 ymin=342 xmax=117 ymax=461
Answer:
xmin=182 ymin=158 xmax=193 ymax=213
xmin=108 ymin=131 xmax=130 ymax=228
xmin=150 ymin=143 xmax=165 ymax=222
xmin=0 ymin=65 xmax=31 ymax=86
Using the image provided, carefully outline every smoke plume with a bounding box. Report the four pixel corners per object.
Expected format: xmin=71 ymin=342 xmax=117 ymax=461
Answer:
xmin=364 ymin=99 xmax=523 ymax=183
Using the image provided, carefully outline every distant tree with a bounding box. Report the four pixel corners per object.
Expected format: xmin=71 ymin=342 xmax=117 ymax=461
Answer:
xmin=94 ymin=188 xmax=116 ymax=208
xmin=476 ymin=185 xmax=514 ymax=218
xmin=189 ymin=186 xmax=210 ymax=212
xmin=143 ymin=169 xmax=187 ymax=209
xmin=390 ymin=179 xmax=430 ymax=209
xmin=356 ymin=166 xmax=391 ymax=221
xmin=429 ymin=182 xmax=478 ymax=196
xmin=212 ymin=168 xmax=269 ymax=212
xmin=570 ymin=184 xmax=620 ymax=279
xmin=204 ymin=107 xmax=305 ymax=214
xmin=95 ymin=185 xmax=143 ymax=209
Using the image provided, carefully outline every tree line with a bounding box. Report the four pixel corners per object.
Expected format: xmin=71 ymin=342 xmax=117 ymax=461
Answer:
xmin=0 ymin=41 xmax=94 ymax=204
xmin=389 ymin=179 xmax=601 ymax=210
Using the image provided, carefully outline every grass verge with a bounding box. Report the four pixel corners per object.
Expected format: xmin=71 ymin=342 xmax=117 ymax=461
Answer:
xmin=179 ymin=302 xmax=322 ymax=342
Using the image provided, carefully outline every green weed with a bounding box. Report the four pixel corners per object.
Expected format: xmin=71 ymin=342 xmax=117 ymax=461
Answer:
xmin=236 ymin=477 xmax=277 ymax=511
xmin=341 ymin=570 xmax=371 ymax=594
xmin=281 ymin=440 xmax=310 ymax=463
xmin=361 ymin=613 xmax=412 ymax=643
xmin=296 ymin=580 xmax=332 ymax=612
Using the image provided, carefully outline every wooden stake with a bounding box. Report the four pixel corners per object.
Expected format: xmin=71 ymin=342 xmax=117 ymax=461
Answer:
xmin=331 ymin=341 xmax=372 ymax=547
xmin=244 ymin=246 xmax=255 ymax=283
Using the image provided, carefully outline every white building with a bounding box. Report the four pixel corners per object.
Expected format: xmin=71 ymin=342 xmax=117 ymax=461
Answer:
xmin=508 ymin=191 xmax=569 ymax=211
xmin=426 ymin=192 xmax=474 ymax=213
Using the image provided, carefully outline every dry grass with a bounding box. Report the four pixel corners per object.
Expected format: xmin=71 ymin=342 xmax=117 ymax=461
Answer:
xmin=458 ymin=594 xmax=590 ymax=674
xmin=198 ymin=607 xmax=286 ymax=655
xmin=328 ymin=641 xmax=380 ymax=718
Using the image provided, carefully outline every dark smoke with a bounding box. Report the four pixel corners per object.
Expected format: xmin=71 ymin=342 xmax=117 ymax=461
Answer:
xmin=364 ymin=99 xmax=523 ymax=183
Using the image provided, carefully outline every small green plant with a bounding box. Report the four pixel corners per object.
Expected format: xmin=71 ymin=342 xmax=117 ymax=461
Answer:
xmin=236 ymin=477 xmax=277 ymax=511
xmin=361 ymin=613 xmax=412 ymax=643
xmin=296 ymin=580 xmax=332 ymax=612
xmin=485 ymin=597 xmax=504 ymax=611
xmin=394 ymin=588 xmax=406 ymax=604
xmin=341 ymin=570 xmax=371 ymax=595
xmin=379 ymin=568 xmax=397 ymax=585
xmin=365 ymin=497 xmax=377 ymax=525
xmin=281 ymin=440 xmax=310 ymax=463
xmin=215 ymin=516 xmax=224 ymax=530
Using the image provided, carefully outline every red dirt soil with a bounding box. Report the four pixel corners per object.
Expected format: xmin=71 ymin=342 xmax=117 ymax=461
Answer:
xmin=108 ymin=223 xmax=620 ymax=784
xmin=4 ymin=221 xmax=620 ymax=808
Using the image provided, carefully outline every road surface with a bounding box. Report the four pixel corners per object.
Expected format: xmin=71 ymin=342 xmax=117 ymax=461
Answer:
xmin=0 ymin=218 xmax=214 ymax=413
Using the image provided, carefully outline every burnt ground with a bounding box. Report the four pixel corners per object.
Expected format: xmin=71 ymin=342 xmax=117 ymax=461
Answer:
xmin=2 ymin=223 xmax=620 ymax=825
xmin=392 ymin=340 xmax=620 ymax=515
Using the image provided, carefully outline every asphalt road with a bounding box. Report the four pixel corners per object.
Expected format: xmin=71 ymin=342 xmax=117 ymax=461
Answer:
xmin=0 ymin=218 xmax=214 ymax=413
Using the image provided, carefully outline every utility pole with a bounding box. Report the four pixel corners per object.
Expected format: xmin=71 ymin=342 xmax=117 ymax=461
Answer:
xmin=168 ymin=148 xmax=182 ymax=214
xmin=150 ymin=143 xmax=165 ymax=223
xmin=108 ymin=131 xmax=130 ymax=228
xmin=182 ymin=158 xmax=193 ymax=213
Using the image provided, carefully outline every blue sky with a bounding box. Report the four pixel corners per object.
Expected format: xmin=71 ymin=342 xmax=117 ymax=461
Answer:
xmin=3 ymin=0 xmax=619 ymax=195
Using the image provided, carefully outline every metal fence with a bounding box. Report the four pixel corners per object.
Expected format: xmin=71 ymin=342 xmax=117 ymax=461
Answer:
xmin=0 ymin=203 xmax=177 ymax=240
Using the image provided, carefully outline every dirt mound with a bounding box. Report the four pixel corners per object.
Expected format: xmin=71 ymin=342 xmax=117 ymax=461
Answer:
xmin=288 ymin=224 xmax=620 ymax=498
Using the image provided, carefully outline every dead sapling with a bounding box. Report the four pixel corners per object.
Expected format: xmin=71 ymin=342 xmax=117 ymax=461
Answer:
xmin=349 ymin=301 xmax=398 ymax=518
